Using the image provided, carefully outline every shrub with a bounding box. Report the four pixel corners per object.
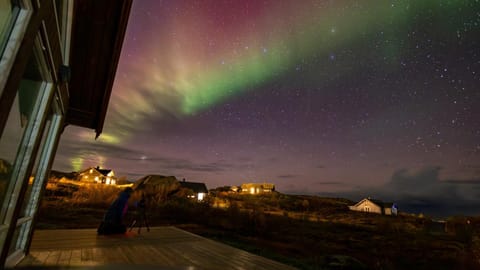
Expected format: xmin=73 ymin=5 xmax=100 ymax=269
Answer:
xmin=70 ymin=184 xmax=121 ymax=208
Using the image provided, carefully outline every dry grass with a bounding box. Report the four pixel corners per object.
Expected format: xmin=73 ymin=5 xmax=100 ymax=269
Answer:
xmin=36 ymin=180 xmax=480 ymax=270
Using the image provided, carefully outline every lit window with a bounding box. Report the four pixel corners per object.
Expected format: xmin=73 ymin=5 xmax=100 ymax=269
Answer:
xmin=106 ymin=177 xmax=110 ymax=185
xmin=90 ymin=169 xmax=93 ymax=173
xmin=94 ymin=176 xmax=99 ymax=182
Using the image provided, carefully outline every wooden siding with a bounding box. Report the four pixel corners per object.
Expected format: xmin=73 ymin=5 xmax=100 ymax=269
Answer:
xmin=349 ymin=199 xmax=382 ymax=214
xmin=18 ymin=226 xmax=297 ymax=269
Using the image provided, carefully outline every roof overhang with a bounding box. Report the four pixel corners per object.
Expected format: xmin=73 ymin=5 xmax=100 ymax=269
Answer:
xmin=65 ymin=0 xmax=132 ymax=138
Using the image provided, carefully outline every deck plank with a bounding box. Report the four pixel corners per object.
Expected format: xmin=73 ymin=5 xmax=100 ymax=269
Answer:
xmin=57 ymin=250 xmax=71 ymax=265
xmin=43 ymin=250 xmax=60 ymax=266
xmin=69 ymin=249 xmax=82 ymax=265
xmin=17 ymin=226 xmax=297 ymax=269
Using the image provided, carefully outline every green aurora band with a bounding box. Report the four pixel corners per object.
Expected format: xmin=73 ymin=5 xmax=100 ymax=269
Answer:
xmin=180 ymin=1 xmax=463 ymax=115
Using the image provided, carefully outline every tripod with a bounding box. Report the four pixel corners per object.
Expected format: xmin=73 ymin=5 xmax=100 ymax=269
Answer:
xmin=129 ymin=196 xmax=150 ymax=233
xmin=129 ymin=214 xmax=150 ymax=233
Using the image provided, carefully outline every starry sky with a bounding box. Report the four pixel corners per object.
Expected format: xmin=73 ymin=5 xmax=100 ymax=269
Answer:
xmin=53 ymin=0 xmax=480 ymax=215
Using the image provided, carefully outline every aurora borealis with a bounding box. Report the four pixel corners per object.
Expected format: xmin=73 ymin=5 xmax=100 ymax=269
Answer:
xmin=54 ymin=0 xmax=480 ymax=215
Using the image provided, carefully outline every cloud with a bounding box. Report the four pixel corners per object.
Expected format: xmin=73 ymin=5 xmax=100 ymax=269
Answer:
xmin=443 ymin=179 xmax=480 ymax=185
xmin=132 ymin=156 xmax=240 ymax=174
xmin=61 ymin=141 xmax=141 ymax=160
xmin=388 ymin=166 xmax=442 ymax=195
xmin=267 ymin=157 xmax=279 ymax=163
xmin=313 ymin=181 xmax=341 ymax=185
xmin=341 ymin=166 xmax=480 ymax=216
xmin=384 ymin=166 xmax=480 ymax=202
xmin=237 ymin=157 xmax=253 ymax=162
xmin=165 ymin=161 xmax=226 ymax=172
xmin=277 ymin=174 xmax=297 ymax=179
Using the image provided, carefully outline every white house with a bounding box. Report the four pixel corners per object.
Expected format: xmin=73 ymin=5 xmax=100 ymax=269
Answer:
xmin=349 ymin=198 xmax=397 ymax=215
xmin=77 ymin=166 xmax=117 ymax=185
xmin=240 ymin=183 xmax=275 ymax=194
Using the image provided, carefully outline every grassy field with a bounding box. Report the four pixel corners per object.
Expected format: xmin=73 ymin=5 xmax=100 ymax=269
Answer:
xmin=35 ymin=179 xmax=480 ymax=270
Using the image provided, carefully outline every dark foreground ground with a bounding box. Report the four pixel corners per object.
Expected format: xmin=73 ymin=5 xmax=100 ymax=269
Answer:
xmin=36 ymin=195 xmax=480 ymax=270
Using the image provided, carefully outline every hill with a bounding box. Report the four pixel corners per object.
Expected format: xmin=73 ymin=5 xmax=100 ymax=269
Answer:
xmin=49 ymin=170 xmax=78 ymax=180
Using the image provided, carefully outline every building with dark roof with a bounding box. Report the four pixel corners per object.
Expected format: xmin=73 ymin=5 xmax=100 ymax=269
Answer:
xmin=179 ymin=179 xmax=208 ymax=201
xmin=77 ymin=166 xmax=117 ymax=185
xmin=349 ymin=198 xmax=398 ymax=215
xmin=0 ymin=0 xmax=132 ymax=266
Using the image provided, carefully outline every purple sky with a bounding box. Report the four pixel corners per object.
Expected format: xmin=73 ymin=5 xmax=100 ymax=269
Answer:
xmin=52 ymin=1 xmax=480 ymax=212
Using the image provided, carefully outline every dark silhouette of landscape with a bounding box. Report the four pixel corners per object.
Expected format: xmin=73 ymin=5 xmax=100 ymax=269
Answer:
xmin=33 ymin=171 xmax=480 ymax=270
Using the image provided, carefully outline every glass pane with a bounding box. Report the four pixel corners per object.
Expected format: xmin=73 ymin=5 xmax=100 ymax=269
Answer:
xmin=19 ymin=109 xmax=52 ymax=218
xmin=0 ymin=92 xmax=25 ymax=209
xmin=7 ymin=222 xmax=25 ymax=257
xmin=0 ymin=0 xmax=20 ymax=56
xmin=55 ymin=0 xmax=67 ymax=59
xmin=55 ymin=0 xmax=63 ymax=35
xmin=17 ymin=79 xmax=42 ymax=127
xmin=0 ymin=44 xmax=47 ymax=221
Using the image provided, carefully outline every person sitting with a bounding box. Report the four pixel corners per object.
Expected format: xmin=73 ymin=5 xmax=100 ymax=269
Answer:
xmin=97 ymin=187 xmax=133 ymax=235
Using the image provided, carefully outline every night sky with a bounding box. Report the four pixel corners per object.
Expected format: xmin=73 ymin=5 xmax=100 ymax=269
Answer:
xmin=53 ymin=1 xmax=480 ymax=214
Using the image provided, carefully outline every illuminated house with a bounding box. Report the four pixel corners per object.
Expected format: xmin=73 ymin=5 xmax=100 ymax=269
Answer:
xmin=0 ymin=0 xmax=132 ymax=267
xmin=349 ymin=198 xmax=397 ymax=215
xmin=179 ymin=180 xmax=208 ymax=201
xmin=241 ymin=183 xmax=275 ymax=194
xmin=77 ymin=166 xmax=117 ymax=185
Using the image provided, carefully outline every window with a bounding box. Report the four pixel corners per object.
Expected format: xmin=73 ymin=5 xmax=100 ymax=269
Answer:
xmin=0 ymin=0 xmax=32 ymax=97
xmin=0 ymin=45 xmax=46 ymax=219
xmin=54 ymin=0 xmax=72 ymax=64
xmin=1 ymin=33 xmax=53 ymax=266
xmin=0 ymin=0 xmax=20 ymax=56
xmin=0 ymin=92 xmax=25 ymax=208
xmin=18 ymin=109 xmax=53 ymax=217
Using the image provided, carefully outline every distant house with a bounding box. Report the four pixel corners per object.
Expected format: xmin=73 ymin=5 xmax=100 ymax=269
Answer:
xmin=349 ymin=198 xmax=397 ymax=215
xmin=240 ymin=183 xmax=275 ymax=194
xmin=230 ymin=186 xmax=241 ymax=193
xmin=179 ymin=179 xmax=208 ymax=201
xmin=77 ymin=166 xmax=117 ymax=185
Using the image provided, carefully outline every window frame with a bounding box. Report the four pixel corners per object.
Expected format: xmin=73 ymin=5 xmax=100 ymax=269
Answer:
xmin=0 ymin=0 xmax=34 ymax=97
xmin=0 ymin=29 xmax=54 ymax=267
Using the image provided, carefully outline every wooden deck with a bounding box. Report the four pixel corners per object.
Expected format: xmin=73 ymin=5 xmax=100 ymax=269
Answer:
xmin=17 ymin=226 xmax=297 ymax=269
